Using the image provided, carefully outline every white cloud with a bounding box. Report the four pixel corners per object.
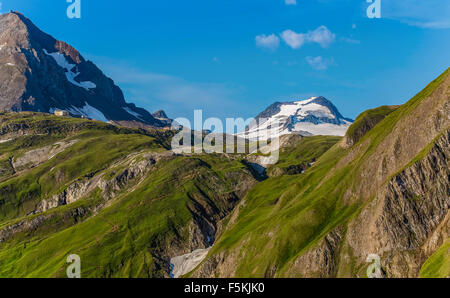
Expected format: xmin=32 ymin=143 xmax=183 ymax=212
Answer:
xmin=280 ymin=30 xmax=305 ymax=49
xmin=305 ymin=26 xmax=336 ymax=47
xmin=403 ymin=20 xmax=450 ymax=29
xmin=285 ymin=0 xmax=297 ymax=5
xmin=305 ymin=56 xmax=334 ymax=70
xmin=255 ymin=34 xmax=280 ymax=50
xmin=280 ymin=26 xmax=335 ymax=49
xmin=340 ymin=37 xmax=360 ymax=44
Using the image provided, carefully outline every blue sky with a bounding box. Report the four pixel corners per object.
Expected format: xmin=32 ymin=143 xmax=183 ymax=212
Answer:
xmin=1 ymin=0 xmax=449 ymax=121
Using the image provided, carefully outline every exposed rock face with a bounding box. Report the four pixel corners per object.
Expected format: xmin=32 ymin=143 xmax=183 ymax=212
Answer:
xmin=190 ymin=250 xmax=233 ymax=278
xmin=0 ymin=214 xmax=51 ymax=243
xmin=242 ymin=157 xmax=269 ymax=181
xmin=152 ymin=110 xmax=168 ymax=119
xmin=12 ymin=140 xmax=77 ymax=171
xmin=34 ymin=152 xmax=174 ymax=215
xmin=282 ymin=129 xmax=449 ymax=278
xmin=287 ymin=227 xmax=343 ymax=278
xmin=99 ymin=153 xmax=164 ymax=199
xmin=34 ymin=173 xmax=103 ymax=214
xmin=0 ymin=151 xmax=175 ymax=246
xmin=0 ymin=12 xmax=164 ymax=126
xmin=152 ymin=110 xmax=172 ymax=126
xmin=155 ymin=155 xmax=259 ymax=278
xmin=345 ymin=129 xmax=450 ymax=277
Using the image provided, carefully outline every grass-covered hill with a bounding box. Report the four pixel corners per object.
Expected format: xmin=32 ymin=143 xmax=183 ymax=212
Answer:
xmin=0 ymin=112 xmax=253 ymax=277
xmin=190 ymin=68 xmax=449 ymax=278
xmin=0 ymin=68 xmax=448 ymax=278
xmin=0 ymin=112 xmax=338 ymax=277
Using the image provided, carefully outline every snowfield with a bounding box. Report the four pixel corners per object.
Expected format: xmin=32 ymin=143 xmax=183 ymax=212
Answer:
xmin=67 ymin=103 xmax=109 ymax=122
xmin=170 ymin=247 xmax=212 ymax=278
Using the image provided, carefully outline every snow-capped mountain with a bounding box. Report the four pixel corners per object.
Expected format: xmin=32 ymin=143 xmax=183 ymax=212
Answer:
xmin=0 ymin=11 xmax=168 ymax=127
xmin=239 ymin=96 xmax=353 ymax=140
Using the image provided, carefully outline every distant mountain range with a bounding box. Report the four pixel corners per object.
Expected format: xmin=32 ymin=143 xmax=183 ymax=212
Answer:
xmin=0 ymin=11 xmax=169 ymax=127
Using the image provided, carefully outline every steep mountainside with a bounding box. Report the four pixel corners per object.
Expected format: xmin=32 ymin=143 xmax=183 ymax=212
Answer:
xmin=0 ymin=12 xmax=166 ymax=127
xmin=0 ymin=111 xmax=341 ymax=277
xmin=1 ymin=68 xmax=448 ymax=278
xmin=191 ymin=68 xmax=450 ymax=278
xmin=0 ymin=23 xmax=448 ymax=278
xmin=0 ymin=67 xmax=448 ymax=278
xmin=239 ymin=96 xmax=353 ymax=140
xmin=0 ymin=112 xmax=260 ymax=277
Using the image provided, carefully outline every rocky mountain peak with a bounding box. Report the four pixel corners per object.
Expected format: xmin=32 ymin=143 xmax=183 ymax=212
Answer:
xmin=152 ymin=110 xmax=168 ymax=119
xmin=0 ymin=12 xmax=167 ymax=127
xmin=242 ymin=96 xmax=353 ymax=139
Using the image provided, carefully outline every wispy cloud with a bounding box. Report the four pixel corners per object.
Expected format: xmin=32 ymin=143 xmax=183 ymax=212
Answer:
xmin=255 ymin=34 xmax=280 ymax=51
xmin=285 ymin=0 xmax=297 ymax=6
xmin=340 ymin=37 xmax=360 ymax=44
xmin=305 ymin=56 xmax=335 ymax=70
xmin=280 ymin=26 xmax=335 ymax=49
xmin=87 ymin=56 xmax=246 ymax=120
xmin=383 ymin=0 xmax=450 ymax=29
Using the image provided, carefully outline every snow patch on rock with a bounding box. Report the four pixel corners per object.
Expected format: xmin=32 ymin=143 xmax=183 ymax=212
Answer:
xmin=123 ymin=107 xmax=144 ymax=121
xmin=68 ymin=103 xmax=109 ymax=122
xmin=43 ymin=49 xmax=96 ymax=91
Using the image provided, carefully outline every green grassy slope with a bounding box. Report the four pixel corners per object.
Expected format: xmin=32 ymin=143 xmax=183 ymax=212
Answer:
xmin=1 ymin=65 xmax=448 ymax=279
xmin=420 ymin=240 xmax=450 ymax=278
xmin=202 ymin=141 xmax=358 ymax=277
xmin=0 ymin=156 xmax=250 ymax=277
xmin=0 ymin=113 xmax=166 ymax=221
xmin=193 ymin=68 xmax=450 ymax=277
xmin=0 ymin=112 xmax=341 ymax=278
xmin=345 ymin=105 xmax=398 ymax=146
xmin=267 ymin=135 xmax=341 ymax=176
xmin=0 ymin=112 xmax=254 ymax=277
